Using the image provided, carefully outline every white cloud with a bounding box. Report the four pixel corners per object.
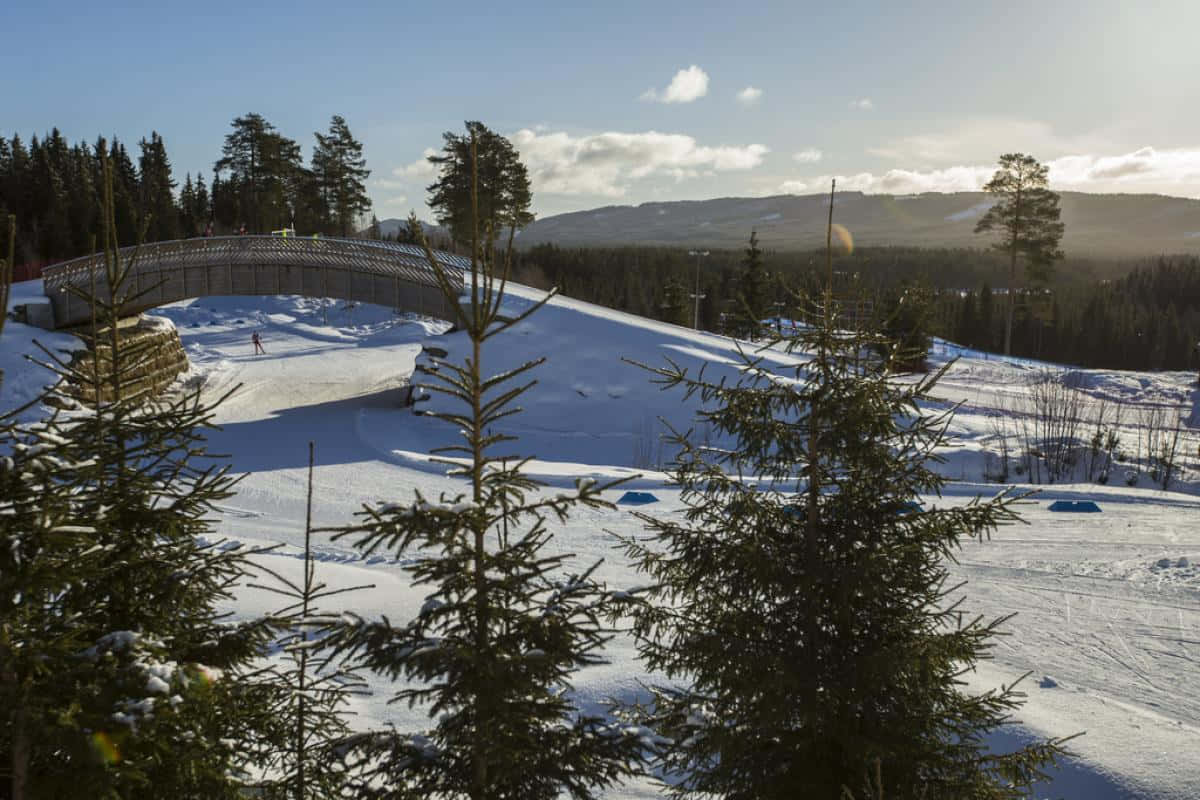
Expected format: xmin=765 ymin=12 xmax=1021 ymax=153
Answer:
xmin=777 ymin=146 xmax=1200 ymax=197
xmin=1047 ymin=146 xmax=1200 ymax=190
xmin=737 ymin=86 xmax=763 ymax=105
xmin=379 ymin=195 xmax=409 ymax=208
xmin=392 ymin=147 xmax=439 ymax=179
xmin=640 ymin=65 xmax=709 ymax=104
xmin=780 ymin=165 xmax=994 ymax=195
xmin=866 ymin=119 xmax=1109 ymax=166
xmin=849 ymin=98 xmax=873 ymax=111
xmin=793 ymin=148 xmax=823 ymax=164
xmin=510 ymin=128 xmax=768 ymax=197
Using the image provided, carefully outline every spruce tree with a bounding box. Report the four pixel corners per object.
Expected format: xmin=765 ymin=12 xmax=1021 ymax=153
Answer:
xmin=660 ymin=277 xmax=690 ymax=327
xmin=0 ymin=399 xmax=110 ymax=800
xmin=249 ymin=442 xmax=368 ymax=800
xmin=137 ymin=131 xmax=180 ymax=243
xmin=179 ymin=173 xmax=197 ymax=237
xmin=733 ymin=229 xmax=769 ymax=338
xmin=0 ymin=213 xmax=12 ymax=388
xmin=622 ymin=196 xmax=1068 ymax=798
xmin=1 ymin=144 xmax=277 ymax=798
xmin=877 ymin=281 xmax=933 ymax=371
xmin=320 ymin=135 xmax=646 ymax=799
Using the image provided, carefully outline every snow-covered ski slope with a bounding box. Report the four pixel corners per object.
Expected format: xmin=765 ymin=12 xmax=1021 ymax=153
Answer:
xmin=4 ymin=278 xmax=1200 ymax=799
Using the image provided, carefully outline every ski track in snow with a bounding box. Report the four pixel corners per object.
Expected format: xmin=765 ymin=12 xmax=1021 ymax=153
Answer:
xmin=4 ymin=281 xmax=1200 ymax=798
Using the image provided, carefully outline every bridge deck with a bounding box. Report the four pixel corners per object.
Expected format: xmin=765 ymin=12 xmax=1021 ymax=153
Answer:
xmin=41 ymin=236 xmax=469 ymax=329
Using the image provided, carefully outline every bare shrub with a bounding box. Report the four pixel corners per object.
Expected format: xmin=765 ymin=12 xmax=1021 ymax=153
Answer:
xmin=1085 ymin=396 xmax=1124 ymax=484
xmin=1021 ymin=370 xmax=1086 ymax=484
xmin=1143 ymin=404 xmax=1187 ymax=490
xmin=983 ymin=391 xmax=1013 ymax=483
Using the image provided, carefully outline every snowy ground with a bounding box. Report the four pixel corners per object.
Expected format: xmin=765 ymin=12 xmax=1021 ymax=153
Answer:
xmin=4 ymin=279 xmax=1200 ymax=798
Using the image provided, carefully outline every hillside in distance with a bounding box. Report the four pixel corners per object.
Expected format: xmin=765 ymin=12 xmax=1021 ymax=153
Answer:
xmin=507 ymin=191 xmax=1200 ymax=256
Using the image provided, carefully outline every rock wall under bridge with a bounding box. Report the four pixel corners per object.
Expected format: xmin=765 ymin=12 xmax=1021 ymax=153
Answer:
xmin=64 ymin=315 xmax=189 ymax=406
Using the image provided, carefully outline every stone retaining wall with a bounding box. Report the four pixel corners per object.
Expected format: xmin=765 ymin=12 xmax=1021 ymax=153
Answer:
xmin=67 ymin=315 xmax=189 ymax=405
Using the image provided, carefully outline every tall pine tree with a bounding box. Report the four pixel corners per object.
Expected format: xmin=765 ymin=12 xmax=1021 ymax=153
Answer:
xmin=311 ymin=115 xmax=372 ymax=236
xmin=427 ymin=121 xmax=534 ymax=248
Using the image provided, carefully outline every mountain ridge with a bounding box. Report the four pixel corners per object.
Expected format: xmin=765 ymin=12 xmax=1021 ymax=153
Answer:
xmin=377 ymin=190 xmax=1200 ymax=257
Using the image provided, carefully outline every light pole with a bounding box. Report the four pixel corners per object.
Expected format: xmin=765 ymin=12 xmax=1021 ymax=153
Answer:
xmin=688 ymin=249 xmax=709 ymax=329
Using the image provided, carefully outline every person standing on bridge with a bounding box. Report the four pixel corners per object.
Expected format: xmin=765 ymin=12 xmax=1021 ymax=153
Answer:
xmin=251 ymin=331 xmax=266 ymax=355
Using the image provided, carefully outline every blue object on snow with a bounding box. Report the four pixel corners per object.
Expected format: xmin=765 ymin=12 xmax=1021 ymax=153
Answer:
xmin=899 ymin=501 xmax=924 ymax=514
xmin=618 ymin=491 xmax=659 ymax=505
xmin=1047 ymin=500 xmax=1101 ymax=513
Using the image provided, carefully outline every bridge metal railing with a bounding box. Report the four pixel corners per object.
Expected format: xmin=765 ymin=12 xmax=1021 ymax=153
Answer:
xmin=41 ymin=236 xmax=470 ymax=328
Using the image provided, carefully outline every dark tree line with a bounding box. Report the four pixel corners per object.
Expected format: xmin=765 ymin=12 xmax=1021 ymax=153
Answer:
xmin=505 ymin=243 xmax=1198 ymax=372
xmin=0 ymin=114 xmax=371 ymax=269
xmin=938 ymin=257 xmax=1200 ymax=370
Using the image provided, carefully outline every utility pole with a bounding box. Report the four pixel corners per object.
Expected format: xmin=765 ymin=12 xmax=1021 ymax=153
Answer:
xmin=825 ymin=179 xmax=836 ymax=307
xmin=688 ymin=249 xmax=709 ymax=329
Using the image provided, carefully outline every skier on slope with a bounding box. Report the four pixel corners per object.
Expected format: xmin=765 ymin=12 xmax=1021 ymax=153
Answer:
xmin=251 ymin=331 xmax=265 ymax=355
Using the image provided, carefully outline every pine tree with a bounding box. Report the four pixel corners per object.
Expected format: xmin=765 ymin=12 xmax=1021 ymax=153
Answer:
xmin=975 ymin=154 xmax=1065 ymax=356
xmin=312 ymin=115 xmax=372 ymax=237
xmin=427 ymin=121 xmax=534 ymax=247
xmin=216 ymin=113 xmax=302 ymax=233
xmin=621 ymin=194 xmax=1068 ymax=798
xmin=320 ymin=135 xmax=647 ymax=799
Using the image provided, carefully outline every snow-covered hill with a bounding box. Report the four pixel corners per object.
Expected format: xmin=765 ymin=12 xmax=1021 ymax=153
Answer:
xmin=4 ymin=280 xmax=1200 ymax=798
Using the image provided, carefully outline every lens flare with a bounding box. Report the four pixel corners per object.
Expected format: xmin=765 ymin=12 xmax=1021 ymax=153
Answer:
xmin=186 ymin=663 xmax=222 ymax=687
xmin=830 ymin=223 xmax=854 ymax=255
xmin=91 ymin=731 xmax=121 ymax=764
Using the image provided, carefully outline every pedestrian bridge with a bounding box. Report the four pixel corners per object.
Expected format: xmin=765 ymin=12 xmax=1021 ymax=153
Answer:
xmin=38 ymin=236 xmax=469 ymax=329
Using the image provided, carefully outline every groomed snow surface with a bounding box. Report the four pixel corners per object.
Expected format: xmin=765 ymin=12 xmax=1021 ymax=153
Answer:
xmin=5 ymin=279 xmax=1200 ymax=799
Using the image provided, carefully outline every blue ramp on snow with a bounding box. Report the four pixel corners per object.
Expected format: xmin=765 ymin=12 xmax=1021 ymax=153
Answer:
xmin=618 ymin=491 xmax=659 ymax=505
xmin=1048 ymin=500 xmax=1101 ymax=513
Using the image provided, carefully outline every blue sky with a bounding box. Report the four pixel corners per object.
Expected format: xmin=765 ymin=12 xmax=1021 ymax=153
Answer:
xmin=6 ymin=0 xmax=1200 ymax=219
